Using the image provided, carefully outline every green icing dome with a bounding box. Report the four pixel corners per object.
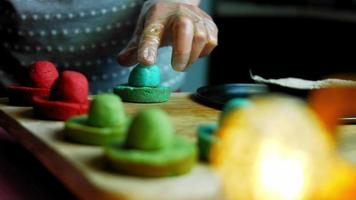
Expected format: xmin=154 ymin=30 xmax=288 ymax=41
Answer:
xmin=126 ymin=108 xmax=174 ymax=150
xmin=88 ymin=94 xmax=126 ymax=127
xmin=128 ymin=64 xmax=160 ymax=87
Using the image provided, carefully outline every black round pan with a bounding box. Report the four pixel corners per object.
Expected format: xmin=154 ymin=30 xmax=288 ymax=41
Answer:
xmin=193 ymin=83 xmax=269 ymax=109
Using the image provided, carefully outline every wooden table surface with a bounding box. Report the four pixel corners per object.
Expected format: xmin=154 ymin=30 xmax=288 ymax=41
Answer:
xmin=0 ymin=93 xmax=224 ymax=200
xmin=0 ymin=93 xmax=356 ymax=200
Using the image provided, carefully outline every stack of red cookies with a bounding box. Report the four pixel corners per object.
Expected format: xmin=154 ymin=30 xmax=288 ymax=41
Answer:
xmin=7 ymin=61 xmax=89 ymax=121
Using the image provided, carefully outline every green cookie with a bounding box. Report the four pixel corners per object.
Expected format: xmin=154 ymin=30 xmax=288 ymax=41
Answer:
xmin=113 ymin=85 xmax=171 ymax=103
xmin=65 ymin=94 xmax=128 ymax=145
xmin=128 ymin=64 xmax=160 ymax=87
xmin=88 ymin=94 xmax=126 ymax=127
xmin=105 ymin=108 xmax=197 ymax=177
xmin=126 ymin=108 xmax=174 ymax=150
xmin=105 ymin=136 xmax=197 ymax=177
xmin=65 ymin=115 xmax=130 ymax=145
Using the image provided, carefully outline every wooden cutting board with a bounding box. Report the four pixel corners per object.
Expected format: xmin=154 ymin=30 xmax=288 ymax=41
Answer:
xmin=0 ymin=93 xmax=225 ymax=200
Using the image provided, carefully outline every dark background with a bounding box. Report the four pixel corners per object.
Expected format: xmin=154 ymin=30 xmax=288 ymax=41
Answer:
xmin=209 ymin=1 xmax=356 ymax=85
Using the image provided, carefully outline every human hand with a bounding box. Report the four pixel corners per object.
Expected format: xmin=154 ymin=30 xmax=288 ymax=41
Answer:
xmin=117 ymin=0 xmax=218 ymax=71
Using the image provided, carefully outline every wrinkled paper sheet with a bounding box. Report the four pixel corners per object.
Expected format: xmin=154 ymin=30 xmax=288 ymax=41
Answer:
xmin=250 ymin=72 xmax=356 ymax=90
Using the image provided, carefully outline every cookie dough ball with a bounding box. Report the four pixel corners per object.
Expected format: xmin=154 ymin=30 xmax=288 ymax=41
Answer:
xmin=29 ymin=61 xmax=59 ymax=89
xmin=126 ymin=108 xmax=174 ymax=150
xmin=50 ymin=71 xmax=88 ymax=104
xmin=128 ymin=64 xmax=160 ymax=87
xmin=88 ymin=94 xmax=126 ymax=128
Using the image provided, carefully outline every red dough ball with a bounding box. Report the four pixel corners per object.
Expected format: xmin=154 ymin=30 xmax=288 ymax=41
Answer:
xmin=50 ymin=71 xmax=89 ymax=103
xmin=29 ymin=61 xmax=59 ymax=89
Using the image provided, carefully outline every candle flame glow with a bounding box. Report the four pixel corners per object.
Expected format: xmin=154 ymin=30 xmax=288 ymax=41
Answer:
xmin=253 ymin=140 xmax=310 ymax=200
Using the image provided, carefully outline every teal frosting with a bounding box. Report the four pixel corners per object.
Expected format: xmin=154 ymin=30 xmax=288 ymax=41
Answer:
xmin=197 ymin=124 xmax=218 ymax=161
xmin=219 ymin=98 xmax=252 ymax=125
xmin=128 ymin=64 xmax=160 ymax=87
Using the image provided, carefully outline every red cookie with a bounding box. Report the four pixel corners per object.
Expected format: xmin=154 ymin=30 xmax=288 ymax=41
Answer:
xmin=33 ymin=71 xmax=89 ymax=121
xmin=50 ymin=71 xmax=88 ymax=104
xmin=7 ymin=60 xmax=59 ymax=106
xmin=29 ymin=61 xmax=59 ymax=89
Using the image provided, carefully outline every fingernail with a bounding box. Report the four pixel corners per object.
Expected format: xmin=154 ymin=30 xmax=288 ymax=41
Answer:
xmin=138 ymin=47 xmax=155 ymax=65
xmin=172 ymin=54 xmax=189 ymax=71
xmin=118 ymin=49 xmax=126 ymax=56
xmin=118 ymin=47 xmax=130 ymax=58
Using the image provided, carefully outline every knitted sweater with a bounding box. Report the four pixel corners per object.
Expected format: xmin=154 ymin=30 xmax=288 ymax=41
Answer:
xmin=0 ymin=0 xmax=185 ymax=94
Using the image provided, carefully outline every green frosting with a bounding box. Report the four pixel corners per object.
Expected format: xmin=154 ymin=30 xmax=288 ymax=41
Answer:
xmin=88 ymin=94 xmax=126 ymax=127
xmin=126 ymin=108 xmax=174 ymax=150
xmin=128 ymin=64 xmax=160 ymax=87
xmin=114 ymin=85 xmax=171 ymax=103
xmin=219 ymin=98 xmax=251 ymax=125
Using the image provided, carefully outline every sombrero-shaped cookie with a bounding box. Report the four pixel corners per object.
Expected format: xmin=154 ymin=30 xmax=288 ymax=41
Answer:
xmin=114 ymin=64 xmax=171 ymax=103
xmin=65 ymin=94 xmax=129 ymax=145
xmin=105 ymin=108 xmax=196 ymax=177
xmin=33 ymin=71 xmax=89 ymax=121
xmin=7 ymin=61 xmax=59 ymax=106
xmin=197 ymin=98 xmax=252 ymax=161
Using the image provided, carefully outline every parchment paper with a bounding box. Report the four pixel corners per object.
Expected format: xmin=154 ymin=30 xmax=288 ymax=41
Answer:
xmin=250 ymin=72 xmax=356 ymax=90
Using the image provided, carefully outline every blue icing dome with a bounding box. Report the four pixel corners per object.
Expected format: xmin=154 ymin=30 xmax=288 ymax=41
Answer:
xmin=128 ymin=64 xmax=160 ymax=87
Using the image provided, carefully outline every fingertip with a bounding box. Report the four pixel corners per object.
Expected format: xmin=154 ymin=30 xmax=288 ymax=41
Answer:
xmin=137 ymin=48 xmax=156 ymax=66
xmin=172 ymin=59 xmax=187 ymax=72
xmin=138 ymin=59 xmax=155 ymax=66
xmin=137 ymin=22 xmax=165 ymax=67
xmin=200 ymin=41 xmax=218 ymax=58
xmin=116 ymin=50 xmax=138 ymax=67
